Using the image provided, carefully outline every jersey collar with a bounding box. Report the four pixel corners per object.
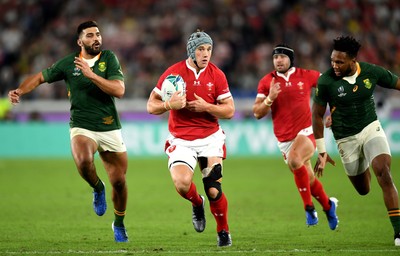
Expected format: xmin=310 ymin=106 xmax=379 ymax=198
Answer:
xmin=342 ymin=62 xmax=360 ymax=84
xmin=79 ymin=52 xmax=102 ymax=67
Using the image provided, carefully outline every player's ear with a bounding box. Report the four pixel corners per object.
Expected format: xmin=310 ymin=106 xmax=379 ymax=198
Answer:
xmin=77 ymin=39 xmax=82 ymax=47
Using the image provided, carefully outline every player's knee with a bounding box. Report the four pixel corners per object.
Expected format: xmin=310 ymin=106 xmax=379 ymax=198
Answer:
xmin=110 ymin=177 xmax=126 ymax=192
xmin=173 ymin=178 xmax=192 ymax=195
xmin=202 ymin=163 xmax=223 ymax=201
xmin=355 ymin=185 xmax=370 ymax=195
xmin=287 ymin=155 xmax=302 ymax=171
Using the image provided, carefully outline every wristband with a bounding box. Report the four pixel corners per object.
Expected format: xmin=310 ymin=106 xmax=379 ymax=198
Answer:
xmin=263 ymin=96 xmax=273 ymax=107
xmin=167 ymin=100 xmax=172 ymax=110
xmin=163 ymin=101 xmax=169 ymax=110
xmin=315 ymin=138 xmax=326 ymax=153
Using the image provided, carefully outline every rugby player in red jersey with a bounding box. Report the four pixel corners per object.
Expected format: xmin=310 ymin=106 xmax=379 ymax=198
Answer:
xmin=147 ymin=30 xmax=234 ymax=247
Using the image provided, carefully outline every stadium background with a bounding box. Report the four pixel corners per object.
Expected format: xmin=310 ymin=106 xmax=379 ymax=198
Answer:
xmin=1 ymin=0 xmax=400 ymax=157
xmin=2 ymin=2 xmax=400 ymax=254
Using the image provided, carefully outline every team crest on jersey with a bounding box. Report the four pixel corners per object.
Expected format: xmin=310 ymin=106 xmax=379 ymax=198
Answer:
xmin=72 ymin=67 xmax=81 ymax=76
xmin=353 ymin=85 xmax=358 ymax=92
xmin=297 ymin=82 xmax=304 ymax=90
xmin=207 ymin=82 xmax=214 ymax=91
xmin=337 ymin=86 xmax=347 ymax=97
xmin=363 ymin=78 xmax=372 ymax=89
xmin=98 ymin=62 xmax=106 ymax=72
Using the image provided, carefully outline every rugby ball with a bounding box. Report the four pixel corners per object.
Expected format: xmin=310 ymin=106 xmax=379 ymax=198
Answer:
xmin=161 ymin=74 xmax=186 ymax=102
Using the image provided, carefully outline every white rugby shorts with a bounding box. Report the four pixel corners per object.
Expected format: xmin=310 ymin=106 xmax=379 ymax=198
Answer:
xmin=70 ymin=127 xmax=127 ymax=153
xmin=165 ymin=128 xmax=226 ymax=174
xmin=336 ymin=120 xmax=391 ymax=176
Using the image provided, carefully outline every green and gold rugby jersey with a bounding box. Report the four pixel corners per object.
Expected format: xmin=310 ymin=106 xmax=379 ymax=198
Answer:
xmin=42 ymin=50 xmax=124 ymax=131
xmin=314 ymin=62 xmax=398 ymax=140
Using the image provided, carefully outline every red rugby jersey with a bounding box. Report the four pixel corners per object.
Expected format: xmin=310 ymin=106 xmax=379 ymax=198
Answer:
xmin=256 ymin=67 xmax=320 ymax=142
xmin=154 ymin=60 xmax=232 ymax=140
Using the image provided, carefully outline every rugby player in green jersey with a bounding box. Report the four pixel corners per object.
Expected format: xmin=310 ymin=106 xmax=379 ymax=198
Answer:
xmin=312 ymin=35 xmax=400 ymax=246
xmin=8 ymin=21 xmax=129 ymax=242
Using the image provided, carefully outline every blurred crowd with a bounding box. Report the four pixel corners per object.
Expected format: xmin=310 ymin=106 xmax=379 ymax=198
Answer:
xmin=1 ymin=0 xmax=400 ymax=104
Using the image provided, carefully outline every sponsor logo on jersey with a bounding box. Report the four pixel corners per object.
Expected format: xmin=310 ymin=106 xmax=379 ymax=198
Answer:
xmin=72 ymin=67 xmax=81 ymax=76
xmin=98 ymin=62 xmax=106 ymax=72
xmin=193 ymin=80 xmax=201 ymax=86
xmin=353 ymin=85 xmax=358 ymax=92
xmin=363 ymin=78 xmax=372 ymax=89
xmin=338 ymin=86 xmax=347 ymax=97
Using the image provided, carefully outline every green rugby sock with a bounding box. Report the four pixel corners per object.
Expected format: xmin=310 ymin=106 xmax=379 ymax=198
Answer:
xmin=93 ymin=178 xmax=105 ymax=192
xmin=114 ymin=209 xmax=126 ymax=227
xmin=389 ymin=208 xmax=400 ymax=234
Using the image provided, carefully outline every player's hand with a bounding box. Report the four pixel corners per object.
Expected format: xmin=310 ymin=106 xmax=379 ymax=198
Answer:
xmin=8 ymin=89 xmax=21 ymax=105
xmin=168 ymin=91 xmax=186 ymax=110
xmin=325 ymin=115 xmax=332 ymax=128
xmin=314 ymin=152 xmax=336 ymax=177
xmin=74 ymin=57 xmax=95 ymax=79
xmin=268 ymin=77 xmax=282 ymax=100
xmin=186 ymin=93 xmax=208 ymax=112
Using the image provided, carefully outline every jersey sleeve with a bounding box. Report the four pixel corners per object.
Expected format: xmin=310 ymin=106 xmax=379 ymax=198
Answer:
xmin=256 ymin=74 xmax=272 ymax=98
xmin=215 ymin=70 xmax=232 ymax=101
xmin=375 ymin=64 xmax=399 ymax=89
xmin=307 ymin=69 xmax=321 ymax=88
xmin=105 ymin=51 xmax=124 ymax=81
xmin=313 ymin=75 xmax=329 ymax=106
xmin=42 ymin=58 xmax=68 ymax=83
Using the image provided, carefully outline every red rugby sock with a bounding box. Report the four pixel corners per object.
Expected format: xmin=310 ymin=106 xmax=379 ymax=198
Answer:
xmin=210 ymin=193 xmax=229 ymax=232
xmin=179 ymin=182 xmax=203 ymax=206
xmin=293 ymin=165 xmax=313 ymax=209
xmin=310 ymin=178 xmax=330 ymax=211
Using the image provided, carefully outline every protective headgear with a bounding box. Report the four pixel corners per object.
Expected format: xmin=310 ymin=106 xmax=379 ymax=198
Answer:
xmin=187 ymin=31 xmax=213 ymax=61
xmin=272 ymin=45 xmax=294 ymax=68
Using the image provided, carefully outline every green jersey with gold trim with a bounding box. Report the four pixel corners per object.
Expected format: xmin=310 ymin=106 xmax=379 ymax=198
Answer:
xmin=314 ymin=62 xmax=398 ymax=140
xmin=42 ymin=50 xmax=124 ymax=131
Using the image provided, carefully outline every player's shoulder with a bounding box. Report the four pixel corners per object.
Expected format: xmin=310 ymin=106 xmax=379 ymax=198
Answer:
xmin=358 ymin=61 xmax=384 ymax=73
xmin=318 ymin=68 xmax=336 ymax=83
xmin=295 ymin=67 xmax=320 ymax=76
xmin=259 ymin=71 xmax=274 ymax=82
xmin=163 ymin=60 xmax=186 ymax=76
xmin=207 ymin=62 xmax=224 ymax=73
xmin=207 ymin=62 xmax=227 ymax=79
xmin=100 ymin=50 xmax=119 ymax=59
xmin=51 ymin=52 xmax=77 ymax=67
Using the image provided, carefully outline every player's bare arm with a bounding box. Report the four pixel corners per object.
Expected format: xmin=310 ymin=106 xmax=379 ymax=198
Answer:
xmin=8 ymin=72 xmax=45 ymax=105
xmin=252 ymin=97 xmax=269 ymax=119
xmin=74 ymin=57 xmax=125 ymax=98
xmin=395 ymin=78 xmax=400 ymax=90
xmin=252 ymin=77 xmax=281 ymax=119
xmin=186 ymin=93 xmax=234 ymax=119
xmin=147 ymin=90 xmax=186 ymax=115
xmin=312 ymin=102 xmax=335 ymax=176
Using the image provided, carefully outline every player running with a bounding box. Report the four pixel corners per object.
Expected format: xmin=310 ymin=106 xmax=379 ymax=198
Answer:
xmin=312 ymin=36 xmax=400 ymax=246
xmin=8 ymin=21 xmax=129 ymax=242
xmin=253 ymin=44 xmax=338 ymax=230
xmin=147 ymin=29 xmax=234 ymax=247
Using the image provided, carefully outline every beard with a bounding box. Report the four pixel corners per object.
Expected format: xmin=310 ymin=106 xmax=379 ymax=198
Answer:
xmin=83 ymin=42 xmax=101 ymax=56
xmin=342 ymin=66 xmax=353 ymax=77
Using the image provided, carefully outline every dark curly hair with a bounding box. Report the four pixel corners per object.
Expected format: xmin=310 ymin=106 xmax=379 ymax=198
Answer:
xmin=77 ymin=21 xmax=98 ymax=38
xmin=333 ymin=36 xmax=361 ymax=58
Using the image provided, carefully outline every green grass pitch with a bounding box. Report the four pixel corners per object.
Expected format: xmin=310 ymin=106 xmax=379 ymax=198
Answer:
xmin=0 ymin=156 xmax=400 ymax=255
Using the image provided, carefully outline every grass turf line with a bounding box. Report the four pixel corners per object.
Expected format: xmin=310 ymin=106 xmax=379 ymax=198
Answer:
xmin=0 ymin=157 xmax=399 ymax=255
